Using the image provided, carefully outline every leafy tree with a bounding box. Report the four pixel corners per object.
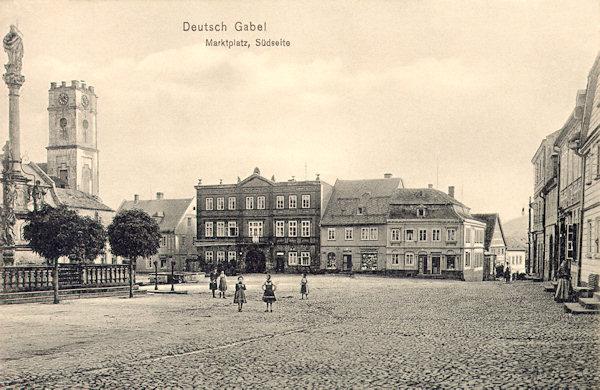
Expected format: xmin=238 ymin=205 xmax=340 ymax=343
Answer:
xmin=23 ymin=204 xmax=81 ymax=304
xmin=70 ymin=216 xmax=108 ymax=263
xmin=108 ymin=209 xmax=161 ymax=298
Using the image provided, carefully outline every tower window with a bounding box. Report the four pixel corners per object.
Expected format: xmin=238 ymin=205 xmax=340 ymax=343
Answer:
xmin=59 ymin=169 xmax=68 ymax=186
xmin=59 ymin=118 xmax=68 ymax=138
xmin=83 ymin=120 xmax=89 ymax=142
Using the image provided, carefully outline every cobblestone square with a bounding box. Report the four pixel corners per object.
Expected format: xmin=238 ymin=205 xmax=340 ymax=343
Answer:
xmin=1 ymin=275 xmax=599 ymax=389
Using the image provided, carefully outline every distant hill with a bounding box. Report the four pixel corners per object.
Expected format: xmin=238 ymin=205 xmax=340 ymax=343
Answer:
xmin=502 ymin=214 xmax=528 ymax=250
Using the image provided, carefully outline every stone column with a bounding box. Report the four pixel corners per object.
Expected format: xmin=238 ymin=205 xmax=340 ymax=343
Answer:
xmin=3 ymin=73 xmax=24 ymax=175
xmin=1 ymin=25 xmax=28 ymax=265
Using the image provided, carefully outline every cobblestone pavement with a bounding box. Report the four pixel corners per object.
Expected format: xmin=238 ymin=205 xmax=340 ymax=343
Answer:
xmin=0 ymin=275 xmax=598 ymax=389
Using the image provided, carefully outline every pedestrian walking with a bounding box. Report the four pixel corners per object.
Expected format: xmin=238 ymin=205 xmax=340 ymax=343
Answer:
xmin=234 ymin=276 xmax=246 ymax=312
xmin=209 ymin=268 xmax=218 ymax=298
xmin=555 ymin=259 xmax=571 ymax=302
xmin=218 ymin=271 xmax=228 ymax=298
xmin=262 ymin=274 xmax=276 ymax=312
xmin=300 ymin=273 xmax=309 ymax=299
xmin=504 ymin=264 xmax=511 ymax=283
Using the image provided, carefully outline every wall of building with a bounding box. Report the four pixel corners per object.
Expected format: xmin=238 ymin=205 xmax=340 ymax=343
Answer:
xmin=385 ymin=220 xmax=464 ymax=276
xmin=320 ymin=224 xmax=387 ymax=272
xmin=196 ymin=177 xmax=324 ymax=273
xmin=506 ymin=250 xmax=526 ymax=274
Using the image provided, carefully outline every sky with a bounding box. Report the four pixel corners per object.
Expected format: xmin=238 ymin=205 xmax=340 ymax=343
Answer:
xmin=0 ymin=0 xmax=598 ymax=222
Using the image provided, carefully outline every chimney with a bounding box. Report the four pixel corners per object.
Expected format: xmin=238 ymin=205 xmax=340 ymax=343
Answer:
xmin=156 ymin=192 xmax=164 ymax=200
xmin=384 ymin=173 xmax=392 ymax=179
xmin=428 ymin=184 xmax=433 ymax=189
xmin=448 ymin=186 xmax=455 ymax=198
xmin=134 ymin=194 xmax=139 ymax=203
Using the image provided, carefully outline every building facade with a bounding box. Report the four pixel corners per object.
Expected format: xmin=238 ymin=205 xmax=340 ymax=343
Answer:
xmin=473 ymin=213 xmax=507 ymax=279
xmin=579 ymin=54 xmax=600 ymax=289
xmin=530 ymin=129 xmax=561 ymax=281
xmin=195 ymin=168 xmax=332 ymax=274
xmin=531 ymin=52 xmax=600 ymax=290
xmin=386 ymin=188 xmax=486 ymax=281
xmin=555 ymin=92 xmax=586 ymax=286
xmin=320 ymin=175 xmax=403 ymax=272
xmin=117 ymin=194 xmax=197 ymax=273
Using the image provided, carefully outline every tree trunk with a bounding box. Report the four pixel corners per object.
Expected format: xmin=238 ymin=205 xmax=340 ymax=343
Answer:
xmin=53 ymin=258 xmax=59 ymax=304
xmin=129 ymin=258 xmax=134 ymax=298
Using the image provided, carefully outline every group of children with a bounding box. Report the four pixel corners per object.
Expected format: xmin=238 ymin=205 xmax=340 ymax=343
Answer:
xmin=208 ymin=270 xmax=309 ymax=312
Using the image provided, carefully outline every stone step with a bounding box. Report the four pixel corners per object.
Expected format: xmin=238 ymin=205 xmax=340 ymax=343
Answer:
xmin=0 ymin=286 xmax=144 ymax=305
xmin=579 ymin=297 xmax=600 ymax=310
xmin=564 ymin=302 xmax=600 ymax=315
xmin=573 ymin=286 xmax=594 ymax=298
xmin=544 ymin=283 xmax=556 ymax=292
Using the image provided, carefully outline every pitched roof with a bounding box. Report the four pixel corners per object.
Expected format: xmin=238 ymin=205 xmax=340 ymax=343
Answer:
xmin=390 ymin=188 xmax=466 ymax=207
xmin=388 ymin=188 xmax=472 ymax=220
xmin=506 ymin=237 xmax=527 ymax=251
xmin=54 ymin=188 xmax=114 ymax=212
xmin=321 ymin=178 xmax=402 ymax=225
xmin=118 ymin=198 xmax=193 ymax=232
xmin=472 ymin=213 xmax=506 ymax=250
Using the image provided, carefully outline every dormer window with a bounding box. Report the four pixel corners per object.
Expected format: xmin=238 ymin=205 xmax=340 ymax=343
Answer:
xmin=417 ymin=208 xmax=426 ymax=217
xmin=357 ymin=207 xmax=364 ymax=215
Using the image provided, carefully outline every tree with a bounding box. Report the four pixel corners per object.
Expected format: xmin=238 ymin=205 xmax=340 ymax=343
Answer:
xmin=23 ymin=204 xmax=81 ymax=304
xmin=108 ymin=209 xmax=161 ymax=298
xmin=70 ymin=216 xmax=108 ymax=263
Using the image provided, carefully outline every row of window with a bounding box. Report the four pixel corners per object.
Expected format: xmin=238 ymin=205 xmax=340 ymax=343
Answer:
xmin=204 ymin=250 xmax=311 ymax=266
xmin=159 ymin=235 xmax=194 ymax=250
xmin=326 ymin=227 xmax=458 ymax=242
xmin=508 ymin=255 xmax=523 ymax=265
xmin=205 ymin=220 xmax=314 ymax=238
xmin=327 ymin=227 xmax=379 ymax=241
xmin=390 ymin=228 xmax=456 ymax=242
xmin=389 ymin=253 xmax=459 ymax=269
xmin=464 ymin=228 xmax=484 ymax=244
xmin=464 ymin=251 xmax=483 ymax=267
xmin=205 ymin=195 xmax=311 ymax=211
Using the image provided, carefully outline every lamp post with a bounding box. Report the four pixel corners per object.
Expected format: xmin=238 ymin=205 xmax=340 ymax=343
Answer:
xmin=170 ymin=260 xmax=176 ymax=291
xmin=154 ymin=260 xmax=158 ymax=290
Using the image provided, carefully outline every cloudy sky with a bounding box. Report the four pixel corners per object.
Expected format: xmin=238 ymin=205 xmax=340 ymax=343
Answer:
xmin=0 ymin=0 xmax=598 ymax=222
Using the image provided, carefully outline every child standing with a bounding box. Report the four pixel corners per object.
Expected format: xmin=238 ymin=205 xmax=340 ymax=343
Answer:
xmin=218 ymin=271 xmax=227 ymax=298
xmin=300 ymin=273 xmax=309 ymax=300
xmin=234 ymin=276 xmax=246 ymax=312
xmin=262 ymin=274 xmax=277 ymax=312
xmin=209 ymin=269 xmax=218 ymax=298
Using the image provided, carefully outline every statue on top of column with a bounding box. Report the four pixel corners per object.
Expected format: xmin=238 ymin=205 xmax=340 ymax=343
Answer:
xmin=3 ymin=25 xmax=23 ymax=74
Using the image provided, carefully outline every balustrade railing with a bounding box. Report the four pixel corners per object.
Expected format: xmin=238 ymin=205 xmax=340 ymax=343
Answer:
xmin=1 ymin=264 xmax=131 ymax=293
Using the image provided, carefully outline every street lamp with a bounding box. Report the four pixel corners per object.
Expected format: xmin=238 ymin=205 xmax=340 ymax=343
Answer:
xmin=154 ymin=260 xmax=158 ymax=290
xmin=171 ymin=260 xmax=176 ymax=292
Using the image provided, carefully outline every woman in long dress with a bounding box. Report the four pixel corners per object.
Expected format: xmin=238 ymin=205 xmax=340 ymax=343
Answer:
xmin=262 ymin=274 xmax=276 ymax=312
xmin=209 ymin=269 xmax=218 ymax=298
xmin=234 ymin=276 xmax=246 ymax=312
xmin=218 ymin=271 xmax=227 ymax=299
xmin=300 ymin=273 xmax=309 ymax=299
xmin=555 ymin=260 xmax=570 ymax=302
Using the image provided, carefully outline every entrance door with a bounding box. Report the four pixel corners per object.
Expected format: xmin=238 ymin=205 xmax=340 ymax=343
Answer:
xmin=245 ymin=249 xmax=266 ymax=273
xmin=343 ymin=254 xmax=352 ymax=271
xmin=419 ymin=254 xmax=428 ymax=274
xmin=431 ymin=255 xmax=441 ymax=274
xmin=276 ymin=256 xmax=284 ymax=273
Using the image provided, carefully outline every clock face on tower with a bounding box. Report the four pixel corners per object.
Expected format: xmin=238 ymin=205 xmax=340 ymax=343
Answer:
xmin=58 ymin=93 xmax=69 ymax=105
xmin=81 ymin=95 xmax=89 ymax=108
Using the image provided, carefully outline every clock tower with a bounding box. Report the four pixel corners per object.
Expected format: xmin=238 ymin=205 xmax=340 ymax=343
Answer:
xmin=46 ymin=80 xmax=99 ymax=196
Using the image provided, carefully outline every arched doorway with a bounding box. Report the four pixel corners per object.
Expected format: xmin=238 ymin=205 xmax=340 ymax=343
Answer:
xmin=245 ymin=249 xmax=266 ymax=273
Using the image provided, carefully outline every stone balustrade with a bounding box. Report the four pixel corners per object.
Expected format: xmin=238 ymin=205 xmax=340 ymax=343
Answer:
xmin=1 ymin=264 xmax=130 ymax=293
